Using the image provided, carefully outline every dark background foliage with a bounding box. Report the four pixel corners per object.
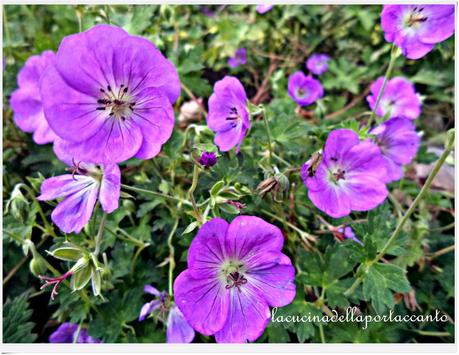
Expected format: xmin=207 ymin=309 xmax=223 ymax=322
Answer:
xmin=3 ymin=4 xmax=454 ymax=343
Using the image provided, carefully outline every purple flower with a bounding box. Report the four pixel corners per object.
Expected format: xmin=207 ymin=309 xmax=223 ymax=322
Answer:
xmin=207 ymin=76 xmax=250 ymax=153
xmin=167 ymin=306 xmax=195 ymax=343
xmin=256 ymin=5 xmax=273 ymax=14
xmin=139 ymin=285 xmax=195 ymax=343
xmin=366 ymin=76 xmax=421 ymax=120
xmin=381 ymin=5 xmax=455 ymax=59
xmin=288 ymin=71 xmax=324 ymax=106
xmin=301 ymin=129 xmax=389 ymax=218
xmin=37 ymin=161 xmax=120 ymax=233
xmin=334 ymin=226 xmax=364 ymax=246
xmin=228 ymin=48 xmax=247 ymax=68
xmin=40 ymin=24 xmax=179 ymax=164
xmin=174 ymin=216 xmax=296 ymax=343
xmin=199 ymin=151 xmax=217 ymax=167
xmin=49 ymin=322 xmax=101 ymax=343
xmin=370 ymin=117 xmax=420 ymax=182
xmin=306 ymin=53 xmax=331 ymax=75
xmin=9 ymin=50 xmax=58 ymax=144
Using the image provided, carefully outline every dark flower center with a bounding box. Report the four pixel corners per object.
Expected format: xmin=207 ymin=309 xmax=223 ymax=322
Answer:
xmin=296 ymin=88 xmax=307 ymax=98
xmin=225 ymin=271 xmax=248 ymax=292
xmin=406 ymin=7 xmax=428 ymax=27
xmin=97 ymin=84 xmax=136 ymax=121
xmin=333 ymin=168 xmax=346 ymax=181
xmin=226 ymin=106 xmax=241 ymax=128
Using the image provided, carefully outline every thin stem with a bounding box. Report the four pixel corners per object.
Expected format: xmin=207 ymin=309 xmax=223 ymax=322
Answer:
xmin=262 ymin=108 xmax=273 ymax=166
xmin=94 ymin=213 xmax=108 ymax=256
xmin=319 ymin=324 xmax=326 ymax=344
xmin=20 ymin=184 xmax=56 ymax=237
xmin=104 ymin=5 xmax=111 ymax=24
xmin=375 ymin=138 xmax=454 ymax=263
xmin=427 ymin=245 xmax=454 ymax=260
xmin=188 ymin=163 xmax=202 ymax=222
xmin=121 ymin=184 xmax=191 ymax=206
xmin=367 ymin=44 xmax=398 ymax=127
xmin=167 ymin=219 xmax=179 ymax=296
xmin=344 ymin=133 xmax=454 ymax=297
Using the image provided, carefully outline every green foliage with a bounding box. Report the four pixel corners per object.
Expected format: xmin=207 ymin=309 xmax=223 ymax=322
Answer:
xmin=2 ymin=4 xmax=454 ymax=344
xmin=3 ymin=292 xmax=37 ymax=343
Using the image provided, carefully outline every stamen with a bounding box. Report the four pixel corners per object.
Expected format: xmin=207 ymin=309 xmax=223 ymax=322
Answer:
xmin=39 ymin=271 xmax=73 ymax=301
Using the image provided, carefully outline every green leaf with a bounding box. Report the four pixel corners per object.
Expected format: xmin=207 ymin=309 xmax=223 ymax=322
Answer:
xmin=3 ymin=292 xmax=37 ymax=343
xmin=51 ymin=246 xmax=83 ymax=261
xmin=362 ymin=263 xmax=411 ymax=313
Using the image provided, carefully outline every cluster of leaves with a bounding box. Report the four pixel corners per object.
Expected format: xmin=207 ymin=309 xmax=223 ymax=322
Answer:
xmin=3 ymin=4 xmax=454 ymax=343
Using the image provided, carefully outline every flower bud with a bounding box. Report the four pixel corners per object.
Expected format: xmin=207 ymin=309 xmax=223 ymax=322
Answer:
xmin=198 ymin=151 xmax=217 ymax=168
xmin=29 ymin=256 xmax=47 ymax=277
xmin=178 ymin=100 xmax=203 ymax=129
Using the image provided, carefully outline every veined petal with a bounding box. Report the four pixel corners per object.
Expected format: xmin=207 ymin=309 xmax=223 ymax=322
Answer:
xmin=166 ymin=306 xmax=195 ymax=343
xmin=174 ymin=270 xmax=230 ymax=336
xmin=99 ymin=164 xmax=120 ymax=213
xmin=38 ymin=175 xmax=97 ymax=201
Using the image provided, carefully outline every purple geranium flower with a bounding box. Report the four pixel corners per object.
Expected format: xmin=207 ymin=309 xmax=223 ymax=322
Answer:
xmin=333 ymin=226 xmax=364 ymax=246
xmin=37 ymin=161 xmax=120 ymax=233
xmin=366 ymin=76 xmax=421 ymax=120
xmin=301 ymin=129 xmax=389 ymax=218
xmin=49 ymin=322 xmax=101 ymax=343
xmin=306 ymin=54 xmax=331 ymax=75
xmin=9 ymin=50 xmax=58 ymax=144
xmin=199 ymin=151 xmax=217 ymax=167
xmin=174 ymin=216 xmax=296 ymax=343
xmin=288 ymin=71 xmax=324 ymax=106
xmin=139 ymin=285 xmax=195 ymax=343
xmin=381 ymin=5 xmax=455 ymax=59
xmin=207 ymin=76 xmax=250 ymax=153
xmin=370 ymin=117 xmax=420 ymax=182
xmin=228 ymin=48 xmax=247 ymax=68
xmin=256 ymin=5 xmax=273 ymax=14
xmin=40 ymin=24 xmax=179 ymax=164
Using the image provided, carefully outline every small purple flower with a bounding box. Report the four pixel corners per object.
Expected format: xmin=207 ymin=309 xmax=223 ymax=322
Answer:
xmin=288 ymin=71 xmax=324 ymax=106
xmin=301 ymin=129 xmax=389 ymax=218
xmin=366 ymin=76 xmax=421 ymax=120
xmin=167 ymin=306 xmax=195 ymax=343
xmin=9 ymin=50 xmax=58 ymax=144
xmin=174 ymin=216 xmax=296 ymax=343
xmin=49 ymin=322 xmax=101 ymax=343
xmin=139 ymin=285 xmax=195 ymax=343
xmin=228 ymin=48 xmax=247 ymax=68
xmin=207 ymin=76 xmax=250 ymax=153
xmin=381 ymin=5 xmax=455 ymax=59
xmin=40 ymin=24 xmax=180 ymax=164
xmin=306 ymin=54 xmax=331 ymax=75
xmin=333 ymin=226 xmax=364 ymax=246
xmin=256 ymin=5 xmax=273 ymax=14
xmin=370 ymin=117 xmax=420 ymax=182
xmin=199 ymin=151 xmax=217 ymax=167
xmin=37 ymin=161 xmax=120 ymax=233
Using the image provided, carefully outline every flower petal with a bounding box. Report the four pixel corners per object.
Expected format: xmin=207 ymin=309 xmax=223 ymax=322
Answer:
xmin=214 ymin=286 xmax=270 ymax=343
xmin=99 ymin=164 xmax=120 ymax=213
xmin=166 ymin=306 xmax=195 ymax=343
xmin=174 ymin=270 xmax=230 ymax=336
xmin=37 ymin=175 xmax=96 ymax=201
xmin=138 ymin=300 xmax=161 ymax=322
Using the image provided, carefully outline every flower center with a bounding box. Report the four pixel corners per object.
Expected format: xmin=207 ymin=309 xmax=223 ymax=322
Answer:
xmin=328 ymin=161 xmax=346 ymax=184
xmin=97 ymin=84 xmax=136 ymax=121
xmin=220 ymin=260 xmax=247 ymax=292
xmin=405 ymin=7 xmax=428 ymax=28
xmin=226 ymin=107 xmax=241 ymax=128
xmin=296 ymin=88 xmax=307 ymax=99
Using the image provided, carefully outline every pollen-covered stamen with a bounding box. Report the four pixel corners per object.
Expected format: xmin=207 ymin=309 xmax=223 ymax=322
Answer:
xmin=406 ymin=7 xmax=428 ymax=27
xmin=225 ymin=271 xmax=248 ymax=292
xmin=97 ymin=83 xmax=136 ymax=120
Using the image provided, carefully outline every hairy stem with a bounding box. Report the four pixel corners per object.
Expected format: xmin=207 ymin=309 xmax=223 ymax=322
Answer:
xmin=94 ymin=213 xmax=108 ymax=256
xmin=367 ymin=44 xmax=398 ymax=127
xmin=262 ymin=108 xmax=274 ymax=166
xmin=188 ymin=163 xmax=202 ymax=222
xmin=168 ymin=219 xmax=179 ymax=296
xmin=121 ymin=184 xmax=192 ymax=206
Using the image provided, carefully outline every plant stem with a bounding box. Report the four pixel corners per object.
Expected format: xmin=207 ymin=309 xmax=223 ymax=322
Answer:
xmin=167 ymin=219 xmax=179 ymax=296
xmin=121 ymin=184 xmax=191 ymax=206
xmin=188 ymin=163 xmax=202 ymax=222
xmin=367 ymin=44 xmax=398 ymax=127
xmin=94 ymin=213 xmax=107 ymax=256
xmin=262 ymin=108 xmax=273 ymax=166
xmin=344 ymin=133 xmax=455 ymax=297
